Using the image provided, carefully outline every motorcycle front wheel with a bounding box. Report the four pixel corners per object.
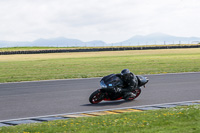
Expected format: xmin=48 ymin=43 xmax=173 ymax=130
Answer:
xmin=89 ymin=90 xmax=104 ymax=104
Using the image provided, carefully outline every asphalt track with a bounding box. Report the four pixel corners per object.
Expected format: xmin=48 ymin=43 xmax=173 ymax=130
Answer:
xmin=0 ymin=72 xmax=200 ymax=121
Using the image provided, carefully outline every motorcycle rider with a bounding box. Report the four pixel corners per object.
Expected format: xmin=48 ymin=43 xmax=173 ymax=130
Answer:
xmin=116 ymin=69 xmax=138 ymax=100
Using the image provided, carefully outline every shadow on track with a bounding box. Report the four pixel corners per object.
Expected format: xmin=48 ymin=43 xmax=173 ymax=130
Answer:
xmin=81 ymin=100 xmax=134 ymax=106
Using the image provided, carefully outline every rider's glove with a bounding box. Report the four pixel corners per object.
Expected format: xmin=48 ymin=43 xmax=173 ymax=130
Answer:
xmin=114 ymin=87 xmax=121 ymax=93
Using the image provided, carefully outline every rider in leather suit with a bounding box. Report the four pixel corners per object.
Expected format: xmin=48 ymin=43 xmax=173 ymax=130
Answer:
xmin=116 ymin=69 xmax=138 ymax=100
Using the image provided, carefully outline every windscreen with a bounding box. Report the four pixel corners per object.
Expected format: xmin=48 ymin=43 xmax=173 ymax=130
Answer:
xmin=101 ymin=74 xmax=123 ymax=88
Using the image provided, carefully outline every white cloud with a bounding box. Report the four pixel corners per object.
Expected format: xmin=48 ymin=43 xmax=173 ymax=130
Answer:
xmin=0 ymin=0 xmax=200 ymax=43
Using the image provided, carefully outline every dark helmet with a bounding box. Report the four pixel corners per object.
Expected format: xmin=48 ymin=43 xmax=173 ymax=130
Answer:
xmin=121 ymin=69 xmax=131 ymax=79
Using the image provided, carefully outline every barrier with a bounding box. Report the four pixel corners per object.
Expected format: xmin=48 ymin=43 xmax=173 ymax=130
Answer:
xmin=0 ymin=45 xmax=200 ymax=55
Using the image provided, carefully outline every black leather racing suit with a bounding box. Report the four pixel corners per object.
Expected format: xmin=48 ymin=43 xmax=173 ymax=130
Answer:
xmin=116 ymin=73 xmax=138 ymax=97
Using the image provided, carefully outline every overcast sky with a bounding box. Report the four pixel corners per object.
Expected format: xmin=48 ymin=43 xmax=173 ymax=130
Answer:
xmin=0 ymin=0 xmax=200 ymax=43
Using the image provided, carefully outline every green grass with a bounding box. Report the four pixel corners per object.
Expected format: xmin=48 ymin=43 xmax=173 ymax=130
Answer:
xmin=1 ymin=105 xmax=200 ymax=133
xmin=0 ymin=48 xmax=200 ymax=83
xmin=0 ymin=46 xmax=82 ymax=52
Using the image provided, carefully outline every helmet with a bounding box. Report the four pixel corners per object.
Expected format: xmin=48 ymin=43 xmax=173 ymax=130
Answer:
xmin=121 ymin=69 xmax=131 ymax=80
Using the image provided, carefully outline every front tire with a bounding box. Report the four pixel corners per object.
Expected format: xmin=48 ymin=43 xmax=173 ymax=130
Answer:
xmin=89 ymin=90 xmax=104 ymax=104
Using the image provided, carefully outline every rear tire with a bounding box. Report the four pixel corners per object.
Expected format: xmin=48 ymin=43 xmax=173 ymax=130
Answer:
xmin=89 ymin=90 xmax=104 ymax=104
xmin=133 ymin=87 xmax=141 ymax=99
xmin=125 ymin=87 xmax=141 ymax=101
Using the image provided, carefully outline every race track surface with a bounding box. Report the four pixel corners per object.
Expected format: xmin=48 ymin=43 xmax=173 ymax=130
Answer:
xmin=0 ymin=72 xmax=200 ymax=120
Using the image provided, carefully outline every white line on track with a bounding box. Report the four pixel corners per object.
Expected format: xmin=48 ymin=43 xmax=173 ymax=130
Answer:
xmin=0 ymin=99 xmax=199 ymax=123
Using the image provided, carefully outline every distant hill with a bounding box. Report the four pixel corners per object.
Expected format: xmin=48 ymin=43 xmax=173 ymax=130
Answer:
xmin=0 ymin=33 xmax=200 ymax=47
xmin=0 ymin=37 xmax=106 ymax=48
xmin=114 ymin=33 xmax=200 ymax=46
xmin=31 ymin=37 xmax=84 ymax=47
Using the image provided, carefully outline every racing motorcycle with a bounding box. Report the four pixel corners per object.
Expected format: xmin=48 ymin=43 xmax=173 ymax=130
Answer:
xmin=89 ymin=74 xmax=149 ymax=104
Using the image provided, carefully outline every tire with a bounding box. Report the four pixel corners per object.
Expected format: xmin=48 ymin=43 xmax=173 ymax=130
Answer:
xmin=89 ymin=90 xmax=104 ymax=104
xmin=133 ymin=87 xmax=141 ymax=99
xmin=125 ymin=88 xmax=141 ymax=101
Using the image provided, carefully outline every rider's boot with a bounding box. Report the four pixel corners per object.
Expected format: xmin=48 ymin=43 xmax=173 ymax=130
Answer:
xmin=123 ymin=92 xmax=136 ymax=101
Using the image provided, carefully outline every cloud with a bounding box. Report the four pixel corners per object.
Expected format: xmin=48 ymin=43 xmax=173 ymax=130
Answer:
xmin=0 ymin=0 xmax=200 ymax=43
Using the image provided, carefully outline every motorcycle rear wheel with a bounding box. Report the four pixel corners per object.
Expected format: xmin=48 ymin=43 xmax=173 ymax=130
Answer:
xmin=89 ymin=90 xmax=103 ymax=104
xmin=133 ymin=87 xmax=141 ymax=98
xmin=126 ymin=87 xmax=141 ymax=101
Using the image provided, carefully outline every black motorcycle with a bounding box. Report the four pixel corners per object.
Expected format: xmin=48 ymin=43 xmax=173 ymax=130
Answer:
xmin=89 ymin=74 xmax=149 ymax=104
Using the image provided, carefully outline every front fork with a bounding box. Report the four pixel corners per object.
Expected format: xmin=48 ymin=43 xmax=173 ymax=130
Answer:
xmin=97 ymin=89 xmax=106 ymax=100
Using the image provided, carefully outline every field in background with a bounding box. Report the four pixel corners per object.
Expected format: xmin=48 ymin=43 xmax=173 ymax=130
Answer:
xmin=0 ymin=48 xmax=200 ymax=83
xmin=0 ymin=46 xmax=78 ymax=51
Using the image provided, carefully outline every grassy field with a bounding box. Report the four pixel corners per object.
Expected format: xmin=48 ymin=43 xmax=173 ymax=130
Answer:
xmin=0 ymin=47 xmax=83 ymax=52
xmin=0 ymin=105 xmax=199 ymax=133
xmin=0 ymin=48 xmax=200 ymax=83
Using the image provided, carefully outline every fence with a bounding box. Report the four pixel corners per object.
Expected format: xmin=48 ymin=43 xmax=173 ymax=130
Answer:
xmin=0 ymin=45 xmax=200 ymax=55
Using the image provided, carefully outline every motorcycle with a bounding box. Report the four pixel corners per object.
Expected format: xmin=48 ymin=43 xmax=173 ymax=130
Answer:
xmin=89 ymin=74 xmax=149 ymax=104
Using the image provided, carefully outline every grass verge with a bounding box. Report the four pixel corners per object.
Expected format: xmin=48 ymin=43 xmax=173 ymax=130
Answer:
xmin=0 ymin=48 xmax=200 ymax=83
xmin=0 ymin=105 xmax=200 ymax=133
